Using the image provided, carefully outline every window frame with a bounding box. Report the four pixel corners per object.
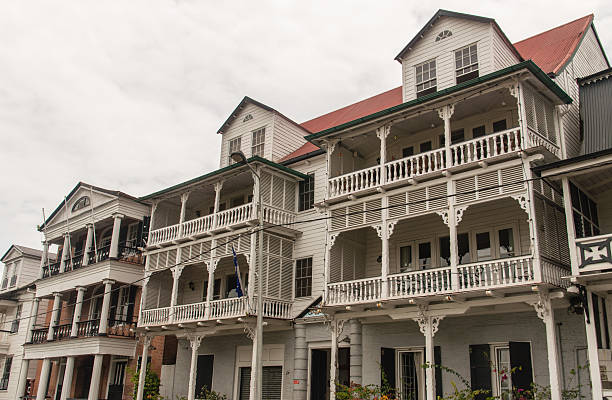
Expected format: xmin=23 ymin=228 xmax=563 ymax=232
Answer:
xmin=415 ymin=59 xmax=437 ymax=96
xmin=470 ymin=223 xmax=521 ymax=262
xmin=298 ymin=173 xmax=315 ymax=212
xmin=228 ymin=136 xmax=242 ymax=164
xmin=395 ymin=347 xmax=426 ymax=400
xmin=454 ymin=43 xmax=479 ymax=82
xmin=251 ymin=127 xmax=266 ymax=157
xmin=295 ymin=257 xmax=313 ymax=298
xmin=490 ymin=344 xmax=512 ymax=399
xmin=570 ymin=182 xmax=600 ymax=238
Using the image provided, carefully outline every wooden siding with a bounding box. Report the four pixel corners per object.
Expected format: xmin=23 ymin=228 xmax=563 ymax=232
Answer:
xmin=218 ymin=103 xmax=274 ymax=168
xmin=579 ymin=74 xmax=612 ymax=154
xmin=401 ymin=16 xmax=495 ymax=102
xmin=271 ymin=113 xmax=309 ymax=163
xmin=492 ymin=27 xmax=520 ymax=69
xmin=553 ymin=27 xmax=609 ymax=158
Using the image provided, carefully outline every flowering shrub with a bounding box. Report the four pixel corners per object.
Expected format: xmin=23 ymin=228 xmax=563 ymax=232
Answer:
xmin=335 ymin=381 xmax=396 ymax=400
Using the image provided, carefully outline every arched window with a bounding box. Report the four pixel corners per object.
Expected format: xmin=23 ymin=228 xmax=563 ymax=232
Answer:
xmin=435 ymin=30 xmax=452 ymax=42
xmin=72 ymin=196 xmax=90 ymax=212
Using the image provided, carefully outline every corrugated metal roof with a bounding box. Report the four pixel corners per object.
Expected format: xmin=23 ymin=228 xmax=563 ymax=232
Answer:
xmin=514 ymin=14 xmax=594 ymax=75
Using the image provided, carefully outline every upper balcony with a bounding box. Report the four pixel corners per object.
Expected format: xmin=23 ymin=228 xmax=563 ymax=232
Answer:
xmin=143 ymin=158 xmax=306 ymax=249
xmin=307 ymin=69 xmax=566 ymax=204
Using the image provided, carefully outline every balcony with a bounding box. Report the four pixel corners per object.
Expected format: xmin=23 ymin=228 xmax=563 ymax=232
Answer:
xmin=139 ymin=296 xmax=293 ymax=328
xmin=29 ymin=318 xmax=136 ymax=344
xmin=575 ymin=233 xmax=612 ymax=274
xmin=148 ymin=203 xmax=295 ymax=247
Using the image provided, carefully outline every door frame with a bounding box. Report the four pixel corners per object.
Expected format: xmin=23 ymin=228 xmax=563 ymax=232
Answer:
xmin=105 ymin=356 xmax=128 ymax=400
xmin=306 ymin=341 xmax=350 ymax=400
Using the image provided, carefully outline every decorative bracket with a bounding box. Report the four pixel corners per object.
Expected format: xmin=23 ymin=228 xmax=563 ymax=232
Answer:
xmin=436 ymin=104 xmax=455 ymax=120
xmin=171 ymin=265 xmax=185 ymax=280
xmin=188 ymin=334 xmax=204 ymax=350
xmin=244 ymin=324 xmax=256 ymax=341
xmin=206 ymin=259 xmax=219 ymax=274
xmin=508 ymin=81 xmax=520 ymax=99
xmin=511 ymin=194 xmax=529 ymax=213
xmin=372 ymin=224 xmax=384 ymax=239
xmin=376 ymin=125 xmax=391 ymax=140
xmin=455 ymin=206 xmax=468 ymax=225
xmin=532 ymin=293 xmax=550 ymax=321
xmin=436 ymin=210 xmax=450 ymax=227
xmin=143 ymin=272 xmax=152 ymax=286
xmin=213 ymin=181 xmax=224 ymax=193
xmin=328 ymin=233 xmax=339 ymax=249
xmin=325 ymin=140 xmax=339 ymax=155
xmin=244 ymin=254 xmax=251 ymax=265
xmin=181 ymin=191 xmax=191 ymax=205
xmin=387 ymin=220 xmax=398 ymax=239
xmin=413 ymin=310 xmax=444 ymax=337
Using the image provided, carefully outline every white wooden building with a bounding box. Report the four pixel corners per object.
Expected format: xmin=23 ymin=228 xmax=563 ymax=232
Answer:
xmin=137 ymin=9 xmax=610 ymax=400
xmin=0 ymin=246 xmax=50 ymax=399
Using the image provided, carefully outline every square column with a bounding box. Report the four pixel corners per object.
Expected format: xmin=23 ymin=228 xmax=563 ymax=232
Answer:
xmin=376 ymin=125 xmax=391 ymax=185
xmin=178 ymin=191 xmax=191 ymax=237
xmin=532 ymin=292 xmax=562 ymax=400
xmin=98 ymin=279 xmax=115 ymax=335
xmin=136 ymin=336 xmax=152 ymax=400
xmin=138 ymin=273 xmax=151 ymax=322
xmin=60 ymin=233 xmax=71 ymax=272
xmin=437 ymin=105 xmax=455 ymax=168
xmin=60 ymin=356 xmax=75 ymax=400
xmin=88 ymin=354 xmax=104 ymax=400
xmin=71 ymin=287 xmax=86 ymax=337
xmin=109 ymin=213 xmax=124 ymax=259
xmin=36 ymin=358 xmax=52 ymax=400
xmin=212 ymin=182 xmax=223 ymax=229
xmin=188 ymin=335 xmax=204 ymax=400
xmin=38 ymin=241 xmax=49 ymax=279
xmin=82 ymin=224 xmax=94 ymax=266
xmin=413 ymin=310 xmax=444 ymax=400
xmin=47 ymin=292 xmax=62 ymax=341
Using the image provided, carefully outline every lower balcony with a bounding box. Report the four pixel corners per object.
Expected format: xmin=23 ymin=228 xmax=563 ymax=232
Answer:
xmin=29 ymin=318 xmax=136 ymax=344
xmin=139 ymin=297 xmax=293 ymax=327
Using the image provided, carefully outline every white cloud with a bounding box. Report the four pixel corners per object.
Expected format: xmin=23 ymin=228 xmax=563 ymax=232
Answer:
xmin=0 ymin=0 xmax=610 ymax=253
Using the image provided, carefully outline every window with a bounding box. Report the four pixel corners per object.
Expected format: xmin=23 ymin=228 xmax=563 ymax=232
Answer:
xmin=251 ymin=127 xmax=265 ymax=157
xmin=435 ymin=30 xmax=452 ymax=42
xmin=231 ymin=196 xmax=245 ymax=208
xmin=439 ymin=129 xmax=465 ymax=147
xmin=299 ymin=173 xmax=315 ymax=211
xmin=397 ymin=350 xmax=425 ymax=400
xmin=476 ymin=232 xmax=492 ymax=261
xmin=239 ymin=366 xmax=282 ymax=400
xmin=295 ymin=258 xmax=312 ymax=297
xmin=0 ymin=356 xmax=12 ymax=390
xmin=402 ymin=147 xmax=414 ymax=158
xmin=472 ymin=125 xmax=486 ymax=138
xmin=114 ymin=287 xmax=130 ymax=322
xmin=72 ymin=196 xmax=90 ymax=212
xmin=498 ymin=228 xmax=515 ymax=258
xmin=11 ymin=304 xmax=21 ymax=334
xmin=228 ymin=137 xmax=242 ymax=164
xmin=455 ymin=44 xmax=479 ymax=83
xmin=439 ymin=233 xmax=470 ymax=267
xmin=570 ymin=182 xmax=599 ymax=238
xmin=415 ymin=60 xmax=437 ymax=97
xmin=492 ymin=346 xmax=512 ymax=399
xmin=399 ymin=245 xmax=413 ymax=272
xmin=419 ymin=141 xmax=432 ymax=153
xmin=202 ymin=279 xmax=221 ymax=301
xmin=417 ymin=242 xmax=432 ymax=269
xmin=492 ymin=119 xmax=507 ymax=133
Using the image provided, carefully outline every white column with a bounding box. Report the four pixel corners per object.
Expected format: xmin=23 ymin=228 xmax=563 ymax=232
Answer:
xmin=136 ymin=336 xmax=151 ymax=400
xmin=47 ymin=292 xmax=62 ymax=341
xmin=293 ymin=324 xmax=308 ymax=400
xmin=212 ymin=182 xmax=223 ymax=229
xmin=169 ymin=266 xmax=184 ymax=323
xmin=109 ymin=213 xmax=124 ymax=259
xmin=376 ymin=125 xmax=390 ymax=185
xmin=82 ymin=224 xmax=94 ymax=266
xmin=380 ymin=198 xmax=391 ymax=299
xmin=414 ymin=312 xmax=443 ymax=400
xmin=438 ymin=105 xmax=455 ymax=168
xmin=71 ymin=287 xmax=86 ymax=337
xmin=188 ymin=335 xmax=203 ymax=400
xmin=98 ymin=279 xmax=114 ymax=335
xmin=533 ymin=292 xmax=562 ymax=400
xmin=522 ymin=158 xmax=542 ymax=281
xmin=60 ymin=233 xmax=70 ymax=272
xmin=324 ymin=140 xmax=337 ymax=199
xmin=178 ymin=191 xmax=191 ymax=237
xmin=249 ymin=328 xmax=259 ymax=400
xmin=349 ymin=320 xmax=363 ymax=385
xmin=36 ymin=358 xmax=52 ymax=400
xmin=38 ymin=241 xmax=49 ymax=279
xmin=138 ymin=273 xmax=151 ymax=322
xmin=330 ymin=319 xmax=339 ymax=400
xmin=561 ymin=178 xmax=579 ymax=275
xmin=60 ymin=356 xmax=75 ymax=400
xmin=448 ymin=201 xmax=459 ymax=290
xmin=149 ymin=201 xmax=159 ymax=234
xmin=26 ymin=298 xmax=40 ymax=343
xmin=585 ymin=289 xmax=604 ymax=399
xmin=16 ymin=359 xmax=30 ymax=399
xmin=205 ymin=260 xmax=216 ymax=318
xmin=88 ymin=354 xmax=104 ymax=400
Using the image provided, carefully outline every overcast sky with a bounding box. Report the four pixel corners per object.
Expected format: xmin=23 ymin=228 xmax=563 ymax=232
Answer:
xmin=0 ymin=0 xmax=610 ymax=255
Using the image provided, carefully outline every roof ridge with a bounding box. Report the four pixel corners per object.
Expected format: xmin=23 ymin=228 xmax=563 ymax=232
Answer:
xmin=513 ymin=14 xmax=593 ymax=46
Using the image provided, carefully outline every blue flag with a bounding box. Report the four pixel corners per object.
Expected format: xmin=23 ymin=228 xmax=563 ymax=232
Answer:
xmin=232 ymin=246 xmax=244 ymax=297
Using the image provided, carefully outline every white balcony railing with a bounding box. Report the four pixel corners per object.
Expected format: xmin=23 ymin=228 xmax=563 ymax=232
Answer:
xmin=148 ymin=202 xmax=296 ymax=246
xmin=208 ymin=297 xmax=247 ymax=320
xmin=388 ymin=267 xmax=453 ymax=298
xmin=385 ymin=148 xmax=446 ymax=185
xmin=328 ymin=165 xmax=382 ymax=199
xmin=140 ymin=307 xmax=171 ymax=326
xmin=254 ymin=298 xmax=293 ymax=319
xmin=449 ymin=128 xmax=522 ymax=167
xmin=325 ymin=256 xmax=539 ymax=306
xmin=575 ymin=233 xmax=612 ymax=273
xmin=174 ymin=301 xmax=207 ymax=323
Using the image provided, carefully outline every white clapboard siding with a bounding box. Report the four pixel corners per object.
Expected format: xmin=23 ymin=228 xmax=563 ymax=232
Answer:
xmin=401 ymin=16 xmax=495 ymax=102
xmin=491 ymin=27 xmax=520 ymax=70
xmin=270 ymin=113 xmax=309 ymax=163
xmin=552 ymin=27 xmax=608 ymax=158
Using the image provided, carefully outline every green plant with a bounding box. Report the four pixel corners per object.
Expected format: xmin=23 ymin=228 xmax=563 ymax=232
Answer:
xmin=197 ymin=386 xmax=228 ymax=400
xmin=129 ymin=365 xmax=162 ymax=400
xmin=336 ymin=381 xmax=395 ymax=400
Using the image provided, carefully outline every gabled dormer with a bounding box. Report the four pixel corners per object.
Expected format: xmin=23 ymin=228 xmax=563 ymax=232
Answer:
xmin=216 ymin=96 xmax=309 ymax=168
xmin=395 ymin=10 xmax=521 ymax=102
xmin=0 ymin=245 xmax=48 ymax=291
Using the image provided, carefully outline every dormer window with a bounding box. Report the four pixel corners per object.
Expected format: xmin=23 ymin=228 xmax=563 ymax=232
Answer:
xmin=72 ymin=196 xmax=90 ymax=212
xmin=435 ymin=30 xmax=452 ymax=42
xmin=415 ymin=59 xmax=437 ymax=98
xmin=228 ymin=137 xmax=242 ymax=164
xmin=251 ymin=127 xmax=265 ymax=157
xmin=455 ymin=43 xmax=479 ymax=84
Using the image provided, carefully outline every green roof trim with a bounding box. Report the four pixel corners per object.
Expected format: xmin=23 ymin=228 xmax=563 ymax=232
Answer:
xmin=305 ymin=60 xmax=572 ymax=142
xmin=140 ymin=156 xmax=308 ymax=200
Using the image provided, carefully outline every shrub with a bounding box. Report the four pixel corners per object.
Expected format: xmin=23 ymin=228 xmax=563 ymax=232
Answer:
xmin=129 ymin=365 xmax=162 ymax=400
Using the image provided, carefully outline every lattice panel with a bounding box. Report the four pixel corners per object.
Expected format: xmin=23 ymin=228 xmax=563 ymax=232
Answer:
xmin=272 ymin=178 xmax=284 ymax=208
xmin=261 ymin=172 xmax=272 ymax=205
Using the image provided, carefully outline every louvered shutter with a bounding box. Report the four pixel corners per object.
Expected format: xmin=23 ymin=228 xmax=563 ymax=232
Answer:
xmin=381 ymin=347 xmax=396 ymax=394
xmin=469 ymin=344 xmax=492 ymax=400
xmin=435 ymin=346 xmax=443 ymax=398
xmin=239 ymin=367 xmax=251 ymax=400
xmin=509 ymin=342 xmax=533 ymax=392
xmin=262 ymin=366 xmax=282 ymax=400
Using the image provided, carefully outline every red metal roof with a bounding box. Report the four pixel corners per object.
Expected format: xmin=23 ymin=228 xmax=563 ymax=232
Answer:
xmin=280 ymin=15 xmax=599 ymax=163
xmin=514 ymin=14 xmax=593 ymax=75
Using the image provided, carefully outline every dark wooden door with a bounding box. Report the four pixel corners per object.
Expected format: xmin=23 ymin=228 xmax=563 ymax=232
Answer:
xmin=195 ymin=355 xmax=214 ymax=396
xmin=310 ymin=349 xmax=329 ymax=400
xmin=107 ymin=361 xmax=127 ymax=400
